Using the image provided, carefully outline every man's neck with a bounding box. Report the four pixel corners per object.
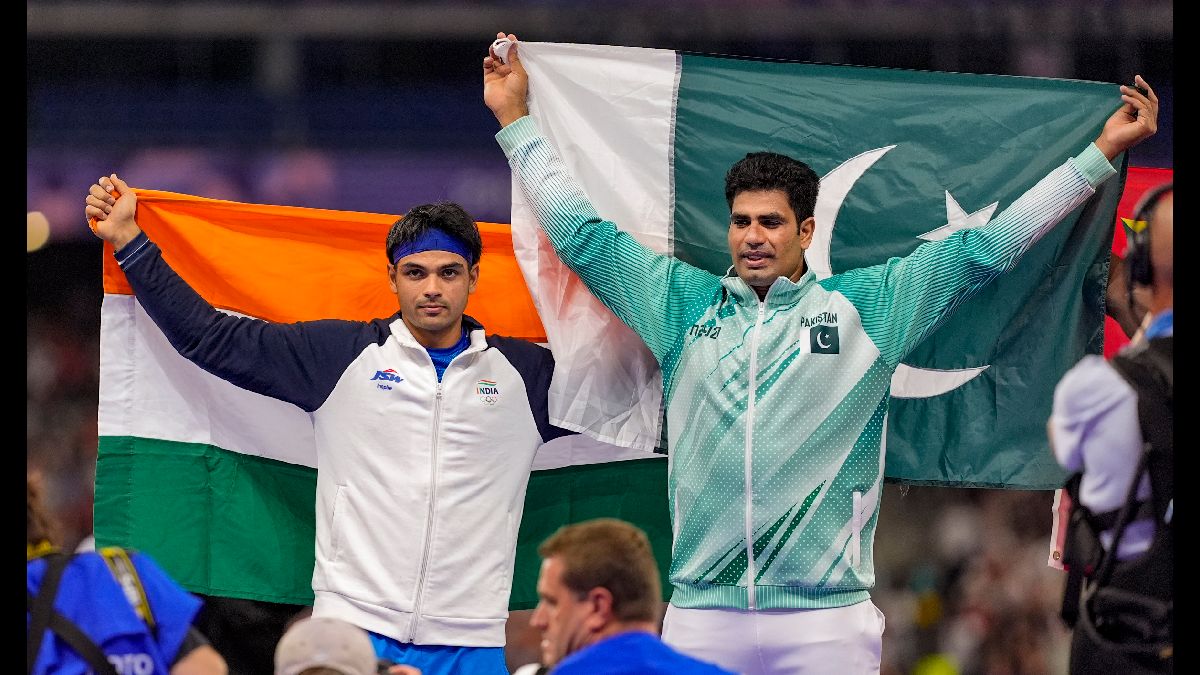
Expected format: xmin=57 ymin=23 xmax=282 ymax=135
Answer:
xmin=586 ymin=621 xmax=659 ymax=647
xmin=405 ymin=319 xmax=465 ymax=349
xmin=1146 ymin=301 xmax=1173 ymax=337
xmin=1149 ymin=288 xmax=1173 ymax=316
xmin=750 ymin=263 xmax=807 ymax=301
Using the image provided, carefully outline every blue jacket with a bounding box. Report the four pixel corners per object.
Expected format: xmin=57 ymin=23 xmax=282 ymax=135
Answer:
xmin=553 ymin=632 xmax=734 ymax=674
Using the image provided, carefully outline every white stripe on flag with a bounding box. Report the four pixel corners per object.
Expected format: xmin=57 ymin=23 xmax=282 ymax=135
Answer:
xmin=512 ymin=42 xmax=678 ymax=451
xmin=99 ymin=293 xmax=318 ymax=466
xmin=100 ymin=293 xmax=655 ymax=472
xmin=532 ymin=435 xmax=663 ymax=472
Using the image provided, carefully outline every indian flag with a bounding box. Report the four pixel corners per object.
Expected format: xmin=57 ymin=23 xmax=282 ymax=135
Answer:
xmin=509 ymin=41 xmax=1128 ymax=490
xmin=94 ymin=190 xmax=668 ymax=607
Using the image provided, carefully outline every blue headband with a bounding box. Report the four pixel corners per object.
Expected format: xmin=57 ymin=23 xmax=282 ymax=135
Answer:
xmin=389 ymin=229 xmax=475 ymax=266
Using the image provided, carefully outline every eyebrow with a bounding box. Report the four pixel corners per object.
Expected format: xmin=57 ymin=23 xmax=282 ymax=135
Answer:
xmin=731 ymin=211 xmax=787 ymax=220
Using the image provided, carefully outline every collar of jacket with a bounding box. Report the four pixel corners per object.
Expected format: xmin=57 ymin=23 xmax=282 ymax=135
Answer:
xmin=387 ymin=312 xmax=490 ymax=352
xmin=720 ymin=268 xmax=817 ymax=308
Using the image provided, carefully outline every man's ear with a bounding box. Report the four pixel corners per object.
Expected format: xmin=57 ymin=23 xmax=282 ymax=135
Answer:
xmin=585 ymin=587 xmax=615 ymax=631
xmin=468 ymin=263 xmax=481 ymax=294
xmin=387 ymin=263 xmax=399 ymax=294
xmin=798 ymin=216 xmax=816 ymax=248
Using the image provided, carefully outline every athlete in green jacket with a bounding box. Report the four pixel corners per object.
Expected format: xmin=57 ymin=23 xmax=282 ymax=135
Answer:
xmin=484 ymin=34 xmax=1159 ymax=675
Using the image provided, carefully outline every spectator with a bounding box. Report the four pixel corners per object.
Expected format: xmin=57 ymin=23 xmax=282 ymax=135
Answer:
xmin=1049 ymin=182 xmax=1172 ymax=674
xmin=27 ymin=475 xmax=228 ymax=675
xmin=275 ymin=616 xmax=420 ymax=675
xmin=515 ymin=518 xmax=733 ymax=674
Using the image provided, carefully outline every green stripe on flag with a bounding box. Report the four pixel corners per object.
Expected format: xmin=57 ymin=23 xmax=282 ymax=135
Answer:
xmin=94 ymin=436 xmax=319 ymax=604
xmin=95 ymin=437 xmax=671 ymax=608
xmin=510 ymin=459 xmax=672 ymax=609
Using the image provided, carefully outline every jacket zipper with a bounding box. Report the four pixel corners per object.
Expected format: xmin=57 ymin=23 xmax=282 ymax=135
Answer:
xmin=745 ymin=301 xmax=766 ymax=609
xmin=408 ymin=382 xmax=443 ymax=641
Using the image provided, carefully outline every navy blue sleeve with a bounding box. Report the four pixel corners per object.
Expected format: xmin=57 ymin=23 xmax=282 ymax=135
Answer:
xmin=117 ymin=233 xmax=390 ymax=412
xmin=486 ymin=335 xmax=575 ymax=443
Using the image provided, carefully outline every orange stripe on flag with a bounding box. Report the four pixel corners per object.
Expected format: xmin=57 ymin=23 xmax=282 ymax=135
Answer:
xmin=103 ymin=189 xmax=547 ymax=341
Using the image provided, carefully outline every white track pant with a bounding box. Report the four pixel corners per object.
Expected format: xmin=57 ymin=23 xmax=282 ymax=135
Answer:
xmin=661 ymin=600 xmax=885 ymax=675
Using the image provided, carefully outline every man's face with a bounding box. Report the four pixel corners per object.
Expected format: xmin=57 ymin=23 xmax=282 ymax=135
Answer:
xmin=727 ymin=189 xmax=815 ymax=297
xmin=389 ymin=249 xmax=478 ymax=347
xmin=529 ymin=557 xmax=597 ymax=667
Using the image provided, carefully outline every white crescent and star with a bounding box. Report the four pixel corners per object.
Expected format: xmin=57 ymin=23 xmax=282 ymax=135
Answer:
xmin=808 ymin=146 xmax=992 ymax=399
xmin=816 ymin=331 xmax=832 ymax=349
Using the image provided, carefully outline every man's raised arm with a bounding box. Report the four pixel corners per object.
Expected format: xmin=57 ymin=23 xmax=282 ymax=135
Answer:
xmin=826 ymin=77 xmax=1159 ymax=366
xmin=483 ymin=33 xmax=720 ymax=363
xmin=85 ymin=174 xmax=375 ymax=412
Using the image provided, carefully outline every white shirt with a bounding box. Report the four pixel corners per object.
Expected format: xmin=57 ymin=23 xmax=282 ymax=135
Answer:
xmin=1049 ymin=354 xmax=1154 ymax=559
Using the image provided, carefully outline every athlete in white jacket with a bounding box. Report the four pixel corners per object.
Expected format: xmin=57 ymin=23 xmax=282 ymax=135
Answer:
xmin=86 ymin=191 xmax=572 ymax=675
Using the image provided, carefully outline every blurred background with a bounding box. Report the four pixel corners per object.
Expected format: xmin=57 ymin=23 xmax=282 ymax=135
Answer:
xmin=28 ymin=1 xmax=1171 ymax=674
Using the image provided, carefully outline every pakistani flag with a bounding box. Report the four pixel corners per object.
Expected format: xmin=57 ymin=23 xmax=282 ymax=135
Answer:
xmin=94 ymin=190 xmax=668 ymax=607
xmin=510 ymin=42 xmax=1125 ymax=489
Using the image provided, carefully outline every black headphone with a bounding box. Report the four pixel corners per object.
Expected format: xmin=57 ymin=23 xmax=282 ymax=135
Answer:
xmin=1125 ymin=181 xmax=1172 ymax=300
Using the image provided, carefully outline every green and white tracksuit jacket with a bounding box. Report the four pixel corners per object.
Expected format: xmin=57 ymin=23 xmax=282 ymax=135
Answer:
xmin=498 ymin=116 xmax=1116 ymax=611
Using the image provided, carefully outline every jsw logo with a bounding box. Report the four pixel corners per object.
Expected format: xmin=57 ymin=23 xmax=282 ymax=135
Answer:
xmin=371 ymin=369 xmax=404 ymax=383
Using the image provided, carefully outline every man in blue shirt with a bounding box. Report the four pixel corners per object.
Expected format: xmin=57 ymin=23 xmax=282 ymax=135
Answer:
xmin=516 ymin=519 xmax=733 ymax=674
xmin=27 ymin=476 xmax=228 ymax=675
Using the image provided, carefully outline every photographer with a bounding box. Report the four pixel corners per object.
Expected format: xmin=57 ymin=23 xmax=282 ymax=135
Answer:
xmin=1049 ymin=183 xmax=1172 ymax=674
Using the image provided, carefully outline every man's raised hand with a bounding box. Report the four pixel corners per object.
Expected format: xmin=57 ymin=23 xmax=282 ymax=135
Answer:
xmin=1095 ymin=74 xmax=1158 ymax=161
xmin=85 ymin=173 xmax=142 ymax=250
xmin=483 ymin=32 xmax=530 ymax=128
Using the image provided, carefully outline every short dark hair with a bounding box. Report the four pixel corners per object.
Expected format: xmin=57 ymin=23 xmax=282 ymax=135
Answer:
xmin=538 ymin=518 xmax=662 ymax=624
xmin=385 ymin=201 xmax=483 ymax=265
xmin=724 ymin=152 xmax=820 ymax=225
